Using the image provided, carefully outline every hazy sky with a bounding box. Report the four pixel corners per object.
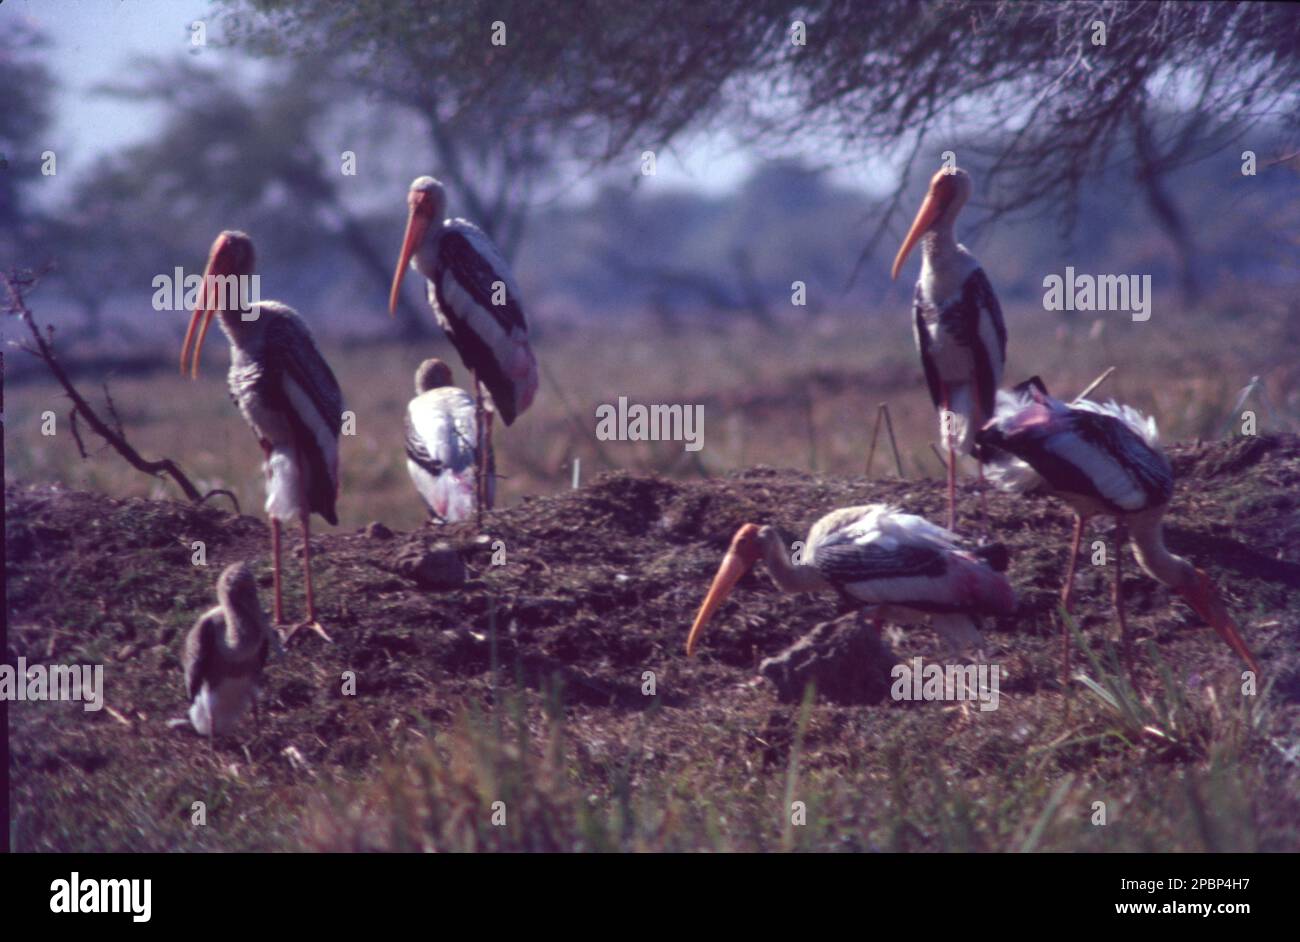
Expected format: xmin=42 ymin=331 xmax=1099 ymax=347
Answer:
xmin=11 ymin=0 xmax=892 ymax=207
xmin=17 ymin=0 xmax=210 ymax=159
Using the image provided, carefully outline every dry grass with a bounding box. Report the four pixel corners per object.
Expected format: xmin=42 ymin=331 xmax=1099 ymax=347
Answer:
xmin=7 ymin=292 xmax=1297 ymax=532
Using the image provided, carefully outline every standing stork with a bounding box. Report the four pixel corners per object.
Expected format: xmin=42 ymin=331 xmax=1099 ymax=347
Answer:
xmin=405 ymin=357 xmax=493 ymax=523
xmin=180 ymin=230 xmax=342 ymax=644
xmin=976 ymin=377 xmax=1262 ymax=680
xmin=685 ymin=505 xmax=1015 ymax=670
xmin=388 ymin=176 xmax=539 ymax=521
xmin=891 ymin=167 xmax=1007 ymax=531
xmin=171 ymin=562 xmax=271 ymax=742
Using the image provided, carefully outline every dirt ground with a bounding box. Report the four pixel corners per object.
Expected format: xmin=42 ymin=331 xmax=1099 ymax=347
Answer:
xmin=6 ymin=434 xmax=1299 ymax=851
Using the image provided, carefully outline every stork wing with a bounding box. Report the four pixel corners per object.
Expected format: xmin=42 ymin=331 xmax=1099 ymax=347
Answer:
xmin=404 ymin=409 xmax=443 ymax=477
xmin=959 ymin=268 xmax=1006 ymax=421
xmin=183 ymin=611 xmax=222 ymax=702
xmin=261 ymin=311 xmax=345 ymax=524
xmin=432 ymin=222 xmax=537 ymax=426
xmin=913 ymin=291 xmax=943 ymax=411
xmin=438 ymin=225 xmax=528 ymax=335
xmin=405 ymin=388 xmax=478 ymax=476
xmin=983 ymin=401 xmax=1172 ymax=513
xmin=1066 ymin=409 xmax=1174 ymax=510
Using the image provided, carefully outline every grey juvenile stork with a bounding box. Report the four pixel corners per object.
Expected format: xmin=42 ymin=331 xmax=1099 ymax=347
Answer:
xmin=388 ymin=176 xmax=539 ymax=521
xmin=892 ymin=167 xmax=1007 ymax=532
xmin=405 ymin=357 xmax=493 ymax=522
xmin=686 ymin=504 xmax=1015 ymax=666
xmin=181 ymin=230 xmax=343 ymax=643
xmin=977 ymin=377 xmax=1262 ymax=680
xmin=170 ymin=562 xmax=271 ymax=741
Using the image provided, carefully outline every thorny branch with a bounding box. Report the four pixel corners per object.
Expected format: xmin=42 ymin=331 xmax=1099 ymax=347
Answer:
xmin=3 ymin=268 xmax=240 ymax=514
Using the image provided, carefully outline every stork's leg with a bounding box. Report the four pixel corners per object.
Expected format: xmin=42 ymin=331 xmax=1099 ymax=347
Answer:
xmin=1112 ymin=521 xmax=1132 ymax=672
xmin=1060 ymin=513 xmax=1087 ymax=686
xmin=283 ymin=514 xmax=333 ymax=644
xmin=484 ymin=407 xmax=495 ymax=511
xmin=473 ymin=372 xmax=486 ymax=526
xmin=271 ymin=517 xmax=284 ymax=626
xmin=940 ymin=385 xmax=957 ymax=531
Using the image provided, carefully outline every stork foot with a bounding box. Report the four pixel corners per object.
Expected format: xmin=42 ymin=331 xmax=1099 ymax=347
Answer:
xmin=281 ymin=619 xmax=333 ymax=645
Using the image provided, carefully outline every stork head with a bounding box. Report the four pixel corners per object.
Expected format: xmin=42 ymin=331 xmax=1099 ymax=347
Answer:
xmin=891 ymin=166 xmax=972 ymax=280
xmin=389 ymin=176 xmax=448 ymax=316
xmin=181 ymin=230 xmax=255 ymax=379
xmin=1174 ymin=568 xmax=1262 ymax=677
xmin=216 ymin=561 xmax=257 ymax=602
xmin=685 ymin=523 xmax=766 ymax=657
xmin=415 ymin=357 xmax=454 ymax=394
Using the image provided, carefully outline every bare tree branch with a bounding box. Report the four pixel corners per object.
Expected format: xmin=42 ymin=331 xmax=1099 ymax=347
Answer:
xmin=4 ymin=269 xmax=240 ymax=514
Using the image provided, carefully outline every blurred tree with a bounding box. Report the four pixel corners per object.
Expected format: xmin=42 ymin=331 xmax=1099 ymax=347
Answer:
xmin=61 ymin=56 xmax=432 ymax=337
xmin=0 ymin=18 xmax=55 ymax=271
xmin=225 ymin=0 xmax=1300 ymax=305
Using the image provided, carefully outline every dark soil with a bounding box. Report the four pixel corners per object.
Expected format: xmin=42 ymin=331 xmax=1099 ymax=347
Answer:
xmin=7 ymin=434 xmax=1299 ymax=851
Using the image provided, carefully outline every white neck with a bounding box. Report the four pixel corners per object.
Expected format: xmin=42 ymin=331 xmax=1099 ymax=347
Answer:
xmin=1128 ymin=514 xmax=1195 ymax=589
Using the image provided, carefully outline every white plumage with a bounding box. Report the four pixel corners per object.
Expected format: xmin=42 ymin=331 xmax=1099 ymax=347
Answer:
xmin=405 ymin=358 xmax=492 ymax=522
xmin=686 ymin=503 xmax=1015 ymax=660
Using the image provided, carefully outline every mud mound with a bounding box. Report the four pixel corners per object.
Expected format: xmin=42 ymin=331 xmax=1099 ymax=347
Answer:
xmin=6 ymin=434 xmax=1299 ymax=850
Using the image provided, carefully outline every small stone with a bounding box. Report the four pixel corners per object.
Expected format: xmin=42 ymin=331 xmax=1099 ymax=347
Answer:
xmin=394 ymin=542 xmax=466 ymax=590
xmin=366 ymin=522 xmax=393 ymax=540
xmin=759 ymin=613 xmax=895 ymax=705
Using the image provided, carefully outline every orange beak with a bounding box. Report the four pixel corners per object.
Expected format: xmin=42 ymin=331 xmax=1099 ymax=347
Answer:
xmin=1177 ymin=569 xmax=1262 ymax=676
xmin=181 ymin=233 xmax=235 ymax=379
xmin=389 ymin=192 xmax=434 ymax=317
xmin=891 ymin=187 xmax=948 ymax=281
xmin=685 ymin=525 xmax=762 ymax=657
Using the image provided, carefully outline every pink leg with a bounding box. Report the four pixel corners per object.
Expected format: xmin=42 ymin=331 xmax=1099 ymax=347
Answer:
xmin=1112 ymin=522 xmax=1132 ymax=672
xmin=941 ymin=385 xmax=956 ymax=531
xmin=483 ymin=406 xmax=495 ymax=511
xmin=282 ymin=514 xmax=332 ymax=644
xmin=301 ymin=513 xmax=316 ymax=622
xmin=271 ymin=518 xmax=284 ymax=625
xmin=473 ymin=372 xmax=486 ymax=525
xmin=1061 ymin=513 xmax=1086 ymax=685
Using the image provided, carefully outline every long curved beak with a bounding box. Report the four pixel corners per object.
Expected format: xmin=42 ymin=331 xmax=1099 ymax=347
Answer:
xmin=891 ymin=189 xmax=945 ymax=281
xmin=1180 ymin=569 xmax=1262 ymax=676
xmin=181 ymin=239 xmax=227 ymax=379
xmin=685 ymin=549 xmax=756 ymax=657
xmin=389 ymin=200 xmax=432 ymax=317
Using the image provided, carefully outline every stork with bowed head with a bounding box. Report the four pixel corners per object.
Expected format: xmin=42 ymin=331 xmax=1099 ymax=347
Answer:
xmin=180 ymin=230 xmax=343 ymax=644
xmin=686 ymin=505 xmax=1016 ymax=680
xmin=977 ymin=376 xmax=1262 ymax=681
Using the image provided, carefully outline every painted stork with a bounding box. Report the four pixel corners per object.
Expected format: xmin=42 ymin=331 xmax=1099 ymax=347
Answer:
xmin=173 ymin=562 xmax=271 ymax=740
xmin=388 ymin=176 xmax=539 ymax=519
xmin=405 ymin=357 xmax=493 ymax=522
xmin=180 ymin=230 xmax=342 ymax=644
xmin=976 ymin=377 xmax=1262 ymax=679
xmin=685 ymin=505 xmax=1016 ymax=668
xmin=892 ymin=167 xmax=1007 ymax=531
